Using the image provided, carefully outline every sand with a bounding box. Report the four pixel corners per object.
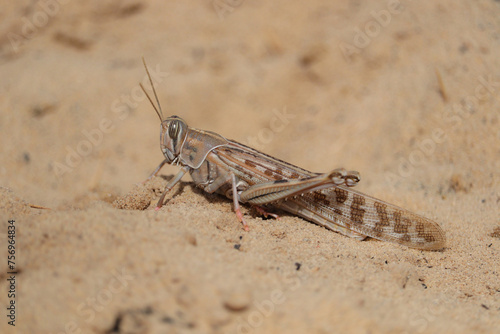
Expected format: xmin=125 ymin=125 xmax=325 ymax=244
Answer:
xmin=1 ymin=1 xmax=499 ymax=333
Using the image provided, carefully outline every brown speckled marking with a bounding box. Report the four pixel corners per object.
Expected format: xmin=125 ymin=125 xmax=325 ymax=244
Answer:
xmin=374 ymin=202 xmax=390 ymax=227
xmin=350 ymin=194 xmax=366 ymax=224
xmin=264 ymin=169 xmax=274 ymax=177
xmin=374 ymin=202 xmax=390 ymax=236
xmin=313 ymin=192 xmax=331 ymax=206
xmin=334 ymin=208 xmax=343 ymax=216
xmin=314 ymin=192 xmax=326 ymax=200
xmin=424 ymin=234 xmax=436 ymax=242
xmin=416 ymin=221 xmax=436 ymax=242
xmin=313 ymin=192 xmax=326 ymax=202
xmin=416 ymin=222 xmax=425 ymax=235
xmin=335 ymin=188 xmax=348 ymax=204
xmin=393 ymin=211 xmax=410 ymax=234
xmin=401 ymin=234 xmax=411 ymax=243
xmin=244 ymin=160 xmax=256 ymax=168
xmin=289 ymin=172 xmax=300 ymax=179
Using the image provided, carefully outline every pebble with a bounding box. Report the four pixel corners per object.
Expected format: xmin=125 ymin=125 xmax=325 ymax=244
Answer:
xmin=223 ymin=290 xmax=251 ymax=312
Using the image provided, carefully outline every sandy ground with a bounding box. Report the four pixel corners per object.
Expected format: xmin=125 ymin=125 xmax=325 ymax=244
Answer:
xmin=1 ymin=1 xmax=500 ymax=333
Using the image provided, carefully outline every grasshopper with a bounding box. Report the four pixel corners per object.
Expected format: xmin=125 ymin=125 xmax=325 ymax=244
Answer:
xmin=140 ymin=60 xmax=446 ymax=251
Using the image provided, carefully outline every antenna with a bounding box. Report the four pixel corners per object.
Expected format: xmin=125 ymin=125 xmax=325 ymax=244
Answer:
xmin=140 ymin=57 xmax=164 ymax=122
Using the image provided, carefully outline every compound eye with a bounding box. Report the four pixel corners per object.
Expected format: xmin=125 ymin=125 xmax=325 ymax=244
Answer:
xmin=169 ymin=120 xmax=181 ymax=139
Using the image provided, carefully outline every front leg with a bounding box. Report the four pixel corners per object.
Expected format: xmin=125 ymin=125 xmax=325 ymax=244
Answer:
xmin=155 ymin=166 xmax=190 ymax=210
xmin=143 ymin=158 xmax=169 ymax=183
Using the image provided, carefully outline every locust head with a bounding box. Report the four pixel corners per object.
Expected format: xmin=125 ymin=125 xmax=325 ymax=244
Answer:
xmin=140 ymin=58 xmax=228 ymax=169
xmin=160 ymin=115 xmax=188 ymax=164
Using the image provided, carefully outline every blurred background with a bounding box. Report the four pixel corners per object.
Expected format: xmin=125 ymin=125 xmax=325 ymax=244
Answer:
xmin=1 ymin=1 xmax=499 ymax=208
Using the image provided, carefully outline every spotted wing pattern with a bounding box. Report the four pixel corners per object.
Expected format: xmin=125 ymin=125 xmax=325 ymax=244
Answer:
xmin=212 ymin=141 xmax=446 ymax=250
xmin=278 ymin=186 xmax=446 ymax=250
